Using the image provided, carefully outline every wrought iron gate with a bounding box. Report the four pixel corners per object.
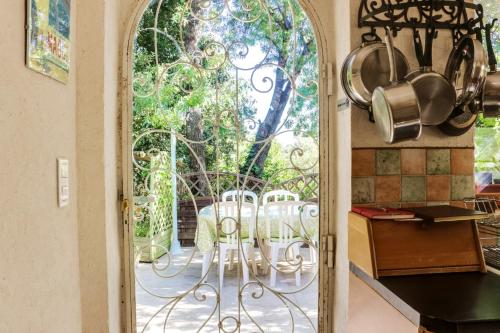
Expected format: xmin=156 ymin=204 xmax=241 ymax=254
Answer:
xmin=129 ymin=0 xmax=320 ymax=331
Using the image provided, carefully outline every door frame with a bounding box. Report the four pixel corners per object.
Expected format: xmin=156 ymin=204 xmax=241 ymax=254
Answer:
xmin=120 ymin=1 xmax=338 ymax=332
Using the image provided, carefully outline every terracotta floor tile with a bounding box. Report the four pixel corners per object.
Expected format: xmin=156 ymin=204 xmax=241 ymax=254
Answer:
xmin=352 ymin=149 xmax=376 ymax=176
xmin=451 ymin=148 xmax=474 ymax=175
xmin=375 ymin=176 xmax=401 ymax=203
xmin=426 ymin=175 xmax=451 ymax=201
xmin=401 ymin=149 xmax=426 ymax=175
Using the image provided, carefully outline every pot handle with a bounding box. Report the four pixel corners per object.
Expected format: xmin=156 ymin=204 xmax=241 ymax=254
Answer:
xmin=384 ymin=27 xmax=398 ymax=83
xmin=413 ymin=29 xmax=425 ymax=67
xmin=423 ymin=26 xmax=437 ymax=68
xmin=485 ymin=19 xmax=498 ymax=71
xmin=361 ymin=31 xmax=382 ymax=44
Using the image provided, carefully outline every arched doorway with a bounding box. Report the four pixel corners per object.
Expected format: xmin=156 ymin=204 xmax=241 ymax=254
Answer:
xmin=122 ymin=0 xmax=332 ymax=331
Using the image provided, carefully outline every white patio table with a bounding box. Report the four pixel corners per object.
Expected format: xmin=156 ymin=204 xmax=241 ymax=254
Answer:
xmin=194 ymin=201 xmax=319 ymax=253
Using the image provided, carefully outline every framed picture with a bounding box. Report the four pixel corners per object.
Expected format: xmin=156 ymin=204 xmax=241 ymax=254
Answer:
xmin=26 ymin=0 xmax=71 ymax=83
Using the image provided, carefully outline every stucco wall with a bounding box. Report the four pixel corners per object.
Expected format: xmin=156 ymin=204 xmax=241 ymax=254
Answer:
xmin=76 ymin=0 xmax=122 ymax=332
xmin=0 ymin=1 xmax=82 ymax=332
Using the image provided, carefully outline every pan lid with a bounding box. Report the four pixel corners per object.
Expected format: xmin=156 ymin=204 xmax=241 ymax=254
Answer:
xmin=445 ymin=36 xmax=488 ymax=107
xmin=341 ymin=43 xmax=410 ymax=109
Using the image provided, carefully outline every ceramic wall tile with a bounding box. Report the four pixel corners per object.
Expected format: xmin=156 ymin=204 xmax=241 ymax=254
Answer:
xmin=351 ymin=203 xmax=377 ymax=208
xmin=352 ymin=149 xmax=375 ymax=176
xmin=450 ymin=201 xmax=467 ymax=208
xmin=451 ymin=175 xmax=475 ymax=200
xmin=451 ymin=148 xmax=474 ymax=175
xmin=427 ymin=149 xmax=451 ymax=175
xmin=352 ymin=177 xmax=375 ymax=204
xmin=427 ymin=201 xmax=451 ymax=206
xmin=376 ymin=150 xmax=401 ymax=175
xmin=377 ymin=202 xmax=402 ymax=208
xmin=401 ymin=149 xmax=426 ymax=175
xmin=401 ymin=176 xmax=426 ymax=202
xmin=375 ymin=176 xmax=401 ymax=202
xmin=426 ymin=175 xmax=451 ymax=201
xmin=351 ymin=147 xmax=475 ymax=208
xmin=401 ymin=202 xmax=426 ymax=208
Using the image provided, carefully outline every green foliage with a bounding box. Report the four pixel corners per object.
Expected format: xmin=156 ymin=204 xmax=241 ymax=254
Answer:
xmin=478 ymin=0 xmax=500 ymax=63
xmin=261 ymin=137 xmax=319 ymax=185
xmin=132 ymin=0 xmax=319 ymax=197
xmin=475 ymin=115 xmax=500 ymax=179
xmin=134 ymin=153 xmax=174 ymax=240
xmin=474 ymin=0 xmax=500 ymax=180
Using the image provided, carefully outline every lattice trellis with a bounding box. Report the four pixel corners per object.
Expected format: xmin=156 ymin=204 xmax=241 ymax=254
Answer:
xmin=277 ymin=173 xmax=319 ymax=200
xmin=134 ymin=153 xmax=174 ymax=238
xmin=177 ymin=172 xmax=267 ymax=199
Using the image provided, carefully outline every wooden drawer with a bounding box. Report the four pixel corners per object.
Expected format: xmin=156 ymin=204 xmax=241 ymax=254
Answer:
xmin=348 ymin=212 xmax=486 ymax=278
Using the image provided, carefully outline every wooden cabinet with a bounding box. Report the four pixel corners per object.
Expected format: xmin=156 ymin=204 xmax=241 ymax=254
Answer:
xmin=348 ymin=211 xmax=486 ymax=279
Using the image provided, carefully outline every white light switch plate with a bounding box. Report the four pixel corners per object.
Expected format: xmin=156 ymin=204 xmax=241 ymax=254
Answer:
xmin=57 ymin=158 xmax=69 ymax=207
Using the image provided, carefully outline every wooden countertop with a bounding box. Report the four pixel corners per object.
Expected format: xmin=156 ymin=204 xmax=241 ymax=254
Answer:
xmin=351 ymin=263 xmax=500 ymax=332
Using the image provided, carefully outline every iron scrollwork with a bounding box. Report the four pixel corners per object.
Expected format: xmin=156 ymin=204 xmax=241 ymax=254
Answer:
xmin=358 ymin=0 xmax=485 ymax=44
xmin=131 ymin=0 xmax=320 ymax=331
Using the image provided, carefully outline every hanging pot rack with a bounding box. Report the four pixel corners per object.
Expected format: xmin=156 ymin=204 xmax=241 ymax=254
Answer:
xmin=358 ymin=0 xmax=485 ymax=45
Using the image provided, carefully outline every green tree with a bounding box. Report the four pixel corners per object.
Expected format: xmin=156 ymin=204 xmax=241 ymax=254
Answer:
xmin=133 ymin=0 xmax=319 ymax=183
xmin=474 ymin=0 xmax=500 ymax=180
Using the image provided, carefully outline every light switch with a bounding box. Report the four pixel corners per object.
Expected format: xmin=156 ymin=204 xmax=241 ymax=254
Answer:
xmin=57 ymin=158 xmax=69 ymax=207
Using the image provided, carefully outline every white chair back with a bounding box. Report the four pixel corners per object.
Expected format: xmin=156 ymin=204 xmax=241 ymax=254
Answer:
xmin=264 ymin=201 xmax=301 ymax=244
xmin=221 ymin=190 xmax=258 ymax=207
xmin=262 ymin=190 xmax=299 ymax=205
xmin=214 ymin=201 xmax=256 ymax=245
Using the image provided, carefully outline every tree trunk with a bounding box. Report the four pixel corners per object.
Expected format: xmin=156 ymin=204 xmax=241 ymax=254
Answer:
xmin=182 ymin=9 xmax=209 ymax=195
xmin=242 ymin=64 xmax=293 ymax=177
xmin=242 ymin=41 xmax=312 ymax=178
xmin=185 ymin=108 xmax=207 ymax=194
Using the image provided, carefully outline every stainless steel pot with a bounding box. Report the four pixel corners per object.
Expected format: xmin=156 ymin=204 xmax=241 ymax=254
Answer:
xmin=445 ymin=34 xmax=488 ymax=107
xmin=372 ymin=29 xmax=422 ymax=144
xmin=439 ymin=27 xmax=491 ymax=136
xmin=482 ymin=20 xmax=500 ymax=118
xmin=438 ymin=104 xmax=478 ymax=136
xmin=341 ymin=32 xmax=410 ymax=109
xmin=405 ymin=28 xmax=456 ymax=126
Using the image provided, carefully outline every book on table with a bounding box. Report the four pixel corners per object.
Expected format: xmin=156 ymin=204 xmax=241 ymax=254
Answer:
xmin=352 ymin=206 xmax=415 ymax=220
xmin=405 ymin=205 xmax=486 ymax=223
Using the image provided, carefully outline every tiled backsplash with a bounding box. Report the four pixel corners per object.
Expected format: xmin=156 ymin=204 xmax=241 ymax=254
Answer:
xmin=352 ymin=148 xmax=475 ymax=208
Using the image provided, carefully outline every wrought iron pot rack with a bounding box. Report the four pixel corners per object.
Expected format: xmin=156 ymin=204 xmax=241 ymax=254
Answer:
xmin=358 ymin=0 xmax=485 ymax=46
xmin=355 ymin=0 xmax=491 ymax=123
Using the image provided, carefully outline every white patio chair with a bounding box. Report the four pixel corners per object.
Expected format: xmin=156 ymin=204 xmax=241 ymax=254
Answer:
xmin=221 ymin=190 xmax=259 ymax=273
xmin=262 ymin=190 xmax=299 ymax=204
xmin=201 ymin=201 xmax=257 ymax=289
xmin=263 ymin=201 xmax=303 ymax=287
xmin=222 ymin=190 xmax=258 ymax=207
